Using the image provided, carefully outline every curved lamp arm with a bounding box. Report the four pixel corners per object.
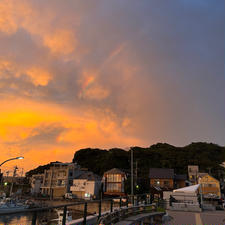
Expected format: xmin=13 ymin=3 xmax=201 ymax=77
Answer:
xmin=0 ymin=157 xmax=24 ymax=167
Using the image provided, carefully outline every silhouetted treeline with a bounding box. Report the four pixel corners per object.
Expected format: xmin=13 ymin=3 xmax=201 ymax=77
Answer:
xmin=72 ymin=142 xmax=225 ymax=179
xmin=26 ymin=142 xmax=225 ymax=181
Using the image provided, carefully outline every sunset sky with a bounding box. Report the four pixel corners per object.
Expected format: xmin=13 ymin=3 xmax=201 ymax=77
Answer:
xmin=0 ymin=0 xmax=224 ymax=173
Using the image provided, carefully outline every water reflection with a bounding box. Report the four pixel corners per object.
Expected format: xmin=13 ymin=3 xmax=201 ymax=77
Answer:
xmin=0 ymin=213 xmax=32 ymax=225
xmin=0 ymin=212 xmax=57 ymax=225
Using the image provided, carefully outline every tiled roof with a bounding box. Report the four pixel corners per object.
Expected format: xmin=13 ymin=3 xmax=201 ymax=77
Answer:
xmin=104 ymin=168 xmax=125 ymax=175
xmin=76 ymin=171 xmax=101 ymax=181
xmin=149 ymin=168 xmax=174 ymax=179
xmin=174 ymin=174 xmax=187 ymax=180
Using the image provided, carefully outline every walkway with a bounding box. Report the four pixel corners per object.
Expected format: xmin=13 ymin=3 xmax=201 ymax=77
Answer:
xmin=165 ymin=210 xmax=225 ymax=225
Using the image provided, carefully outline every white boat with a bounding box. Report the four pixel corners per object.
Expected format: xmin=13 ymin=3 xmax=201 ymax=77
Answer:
xmin=51 ymin=209 xmax=72 ymax=225
xmin=0 ymin=199 xmax=29 ymax=212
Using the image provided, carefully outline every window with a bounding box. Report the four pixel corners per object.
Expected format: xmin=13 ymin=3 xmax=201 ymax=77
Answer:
xmin=107 ymin=183 xmax=122 ymax=192
xmin=58 ymin=171 xmax=66 ymax=177
xmin=107 ymin=174 xmax=122 ymax=182
xmin=164 ymin=180 xmax=169 ymax=186
xmin=208 ymin=183 xmax=216 ymax=187
xmin=53 ymin=172 xmax=56 ymax=178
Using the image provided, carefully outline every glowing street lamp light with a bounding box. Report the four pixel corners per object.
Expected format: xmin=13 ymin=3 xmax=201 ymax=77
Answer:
xmin=0 ymin=157 xmax=24 ymax=167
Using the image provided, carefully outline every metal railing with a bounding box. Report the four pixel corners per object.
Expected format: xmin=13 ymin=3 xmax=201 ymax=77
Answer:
xmin=97 ymin=204 xmax=158 ymax=225
xmin=0 ymin=194 xmax=155 ymax=225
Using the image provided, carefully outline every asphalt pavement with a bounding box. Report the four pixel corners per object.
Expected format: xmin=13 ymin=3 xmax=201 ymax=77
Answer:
xmin=165 ymin=210 xmax=225 ymax=225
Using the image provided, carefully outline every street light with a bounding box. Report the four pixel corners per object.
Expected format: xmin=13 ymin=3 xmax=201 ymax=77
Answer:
xmin=0 ymin=157 xmax=24 ymax=167
xmin=0 ymin=157 xmax=24 ymax=188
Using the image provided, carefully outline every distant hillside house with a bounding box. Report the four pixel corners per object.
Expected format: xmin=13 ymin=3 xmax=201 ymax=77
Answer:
xmin=70 ymin=171 xmax=101 ymax=199
xmin=103 ymin=168 xmax=126 ymax=196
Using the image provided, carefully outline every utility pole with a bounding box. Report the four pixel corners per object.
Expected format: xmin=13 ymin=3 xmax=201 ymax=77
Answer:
xmin=131 ymin=148 xmax=134 ymax=196
xmin=20 ymin=168 xmax=24 ymax=177
xmin=135 ymin=161 xmax=138 ymax=186
xmin=10 ymin=166 xmax=18 ymax=196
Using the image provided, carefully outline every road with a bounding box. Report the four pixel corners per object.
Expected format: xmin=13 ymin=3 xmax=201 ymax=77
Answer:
xmin=165 ymin=210 xmax=225 ymax=225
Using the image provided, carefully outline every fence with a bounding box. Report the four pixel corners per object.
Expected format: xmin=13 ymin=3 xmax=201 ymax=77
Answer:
xmin=0 ymin=194 xmax=157 ymax=225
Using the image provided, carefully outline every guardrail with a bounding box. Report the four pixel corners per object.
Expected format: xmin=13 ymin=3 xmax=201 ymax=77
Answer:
xmin=97 ymin=204 xmax=157 ymax=225
xmin=0 ymin=194 xmax=155 ymax=225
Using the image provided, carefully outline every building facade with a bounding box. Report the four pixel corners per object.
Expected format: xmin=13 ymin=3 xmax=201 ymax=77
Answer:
xmin=31 ymin=174 xmax=44 ymax=195
xmin=103 ymin=168 xmax=126 ymax=196
xmin=149 ymin=168 xmax=186 ymax=190
xmin=41 ymin=162 xmax=82 ymax=198
xmin=70 ymin=171 xmax=101 ymax=199
xmin=149 ymin=168 xmax=175 ymax=190
xmin=198 ymin=173 xmax=221 ymax=199
xmin=188 ymin=165 xmax=199 ymax=184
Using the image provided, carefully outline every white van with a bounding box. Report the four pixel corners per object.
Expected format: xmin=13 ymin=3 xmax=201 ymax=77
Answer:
xmin=64 ymin=193 xmax=73 ymax=199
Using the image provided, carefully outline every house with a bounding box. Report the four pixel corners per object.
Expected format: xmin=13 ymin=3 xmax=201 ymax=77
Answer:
xmin=188 ymin=165 xmax=199 ymax=184
xmin=174 ymin=174 xmax=187 ymax=189
xmin=31 ymin=174 xmax=44 ymax=195
xmin=149 ymin=168 xmax=175 ymax=190
xmin=102 ymin=168 xmax=126 ymax=196
xmin=41 ymin=162 xmax=83 ymax=198
xmin=70 ymin=171 xmax=101 ymax=199
xmin=149 ymin=168 xmax=186 ymax=190
xmin=198 ymin=173 xmax=221 ymax=199
xmin=3 ymin=176 xmax=26 ymax=185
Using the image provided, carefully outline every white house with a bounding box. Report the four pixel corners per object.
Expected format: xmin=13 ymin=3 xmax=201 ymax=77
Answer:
xmin=31 ymin=174 xmax=44 ymax=195
xmin=70 ymin=171 xmax=101 ymax=199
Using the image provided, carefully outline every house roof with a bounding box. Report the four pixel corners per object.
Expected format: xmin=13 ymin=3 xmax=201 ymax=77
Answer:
xmin=149 ymin=168 xmax=174 ymax=179
xmin=104 ymin=168 xmax=125 ymax=175
xmin=76 ymin=171 xmax=101 ymax=181
xmin=174 ymin=174 xmax=187 ymax=180
xmin=198 ymin=172 xmax=208 ymax=178
xmin=198 ymin=173 xmax=219 ymax=182
xmin=173 ymin=184 xmax=200 ymax=193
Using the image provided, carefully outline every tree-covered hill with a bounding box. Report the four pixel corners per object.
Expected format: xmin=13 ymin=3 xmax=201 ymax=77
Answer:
xmin=26 ymin=142 xmax=225 ymax=181
xmin=72 ymin=142 xmax=225 ymax=179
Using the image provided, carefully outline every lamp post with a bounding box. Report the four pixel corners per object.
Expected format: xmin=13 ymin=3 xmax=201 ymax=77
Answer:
xmin=0 ymin=157 xmax=24 ymax=186
xmin=0 ymin=157 xmax=24 ymax=167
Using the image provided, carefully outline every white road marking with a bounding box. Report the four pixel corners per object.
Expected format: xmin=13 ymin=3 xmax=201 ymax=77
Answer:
xmin=195 ymin=213 xmax=203 ymax=225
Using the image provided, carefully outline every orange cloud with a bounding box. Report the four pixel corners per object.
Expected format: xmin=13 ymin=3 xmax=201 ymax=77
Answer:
xmin=0 ymin=0 xmax=19 ymax=34
xmin=26 ymin=67 xmax=52 ymax=86
xmin=44 ymin=30 xmax=77 ymax=55
xmin=0 ymin=59 xmax=52 ymax=86
xmin=0 ymin=0 xmax=78 ymax=56
xmin=78 ymin=69 xmax=110 ymax=100
xmin=0 ymin=97 xmax=142 ymax=172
